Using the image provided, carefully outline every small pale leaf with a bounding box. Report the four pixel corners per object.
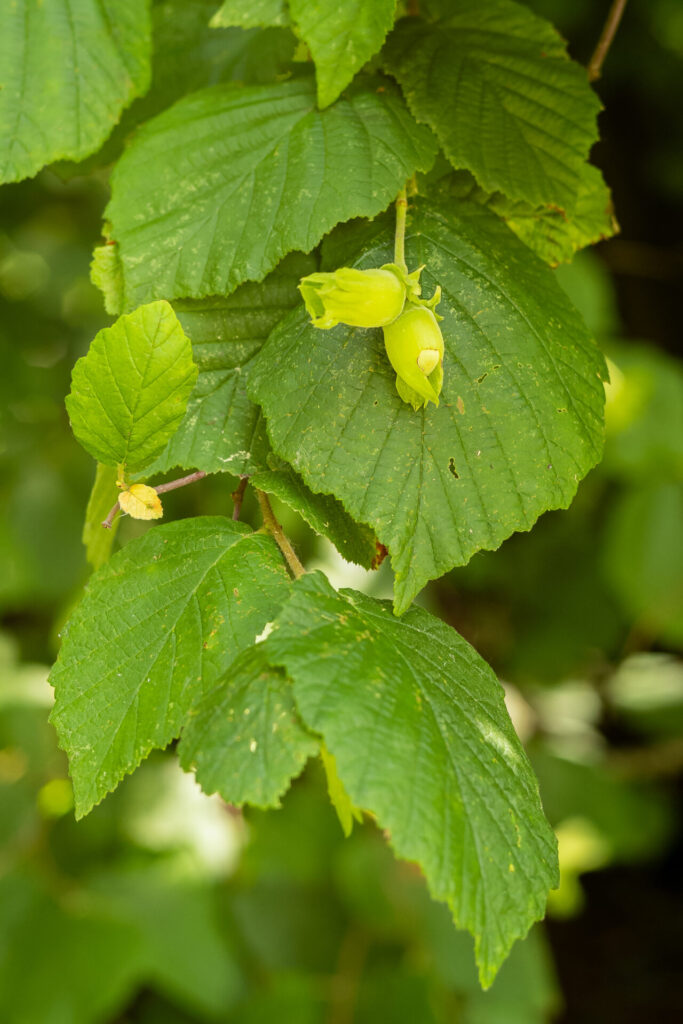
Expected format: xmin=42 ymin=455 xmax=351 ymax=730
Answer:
xmin=118 ymin=484 xmax=163 ymax=521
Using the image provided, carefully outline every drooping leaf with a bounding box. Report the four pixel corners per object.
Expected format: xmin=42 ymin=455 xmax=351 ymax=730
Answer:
xmin=289 ymin=0 xmax=398 ymax=107
xmin=106 ymin=76 xmax=438 ymax=306
xmin=443 ymin=164 xmax=618 ymax=266
xmin=148 ymin=254 xmax=315 ymax=478
xmin=49 ymin=518 xmax=289 ymax=816
xmin=82 ymin=464 xmax=120 ymax=570
xmin=263 ymin=573 xmax=559 ymax=985
xmin=210 ymin=0 xmax=289 ymax=29
xmin=492 ymin=164 xmax=618 ymax=266
xmin=0 ymin=0 xmax=151 ymax=184
xmin=383 ymin=0 xmax=601 ymax=211
xmin=66 ymin=301 xmax=198 ymax=472
xmin=249 ymin=199 xmax=607 ymax=613
xmin=179 ymin=643 xmax=317 ymax=808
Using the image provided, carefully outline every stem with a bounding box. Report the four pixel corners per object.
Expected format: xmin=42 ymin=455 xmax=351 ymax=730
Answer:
xmin=255 ymin=489 xmax=305 ymax=579
xmin=394 ymin=187 xmax=408 ymax=272
xmin=231 ymin=474 xmax=249 ymax=520
xmin=587 ymin=0 xmax=628 ymax=82
xmin=154 ymin=470 xmax=206 ymax=495
xmin=101 ymin=470 xmax=207 ymax=528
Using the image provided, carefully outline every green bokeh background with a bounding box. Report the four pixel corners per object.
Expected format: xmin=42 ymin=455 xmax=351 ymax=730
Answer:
xmin=1 ymin=1 xmax=682 ymax=1021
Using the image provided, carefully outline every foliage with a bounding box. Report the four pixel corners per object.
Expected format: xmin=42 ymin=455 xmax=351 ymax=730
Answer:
xmin=2 ymin=0 xmax=681 ymax=1019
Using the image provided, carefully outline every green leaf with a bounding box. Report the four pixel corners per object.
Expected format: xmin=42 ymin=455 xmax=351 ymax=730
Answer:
xmin=443 ymin=164 xmax=618 ymax=266
xmin=603 ymin=481 xmax=683 ymax=647
xmin=65 ymin=301 xmax=198 ymax=472
xmin=49 ymin=517 xmax=290 ymax=816
xmin=106 ymin=76 xmax=438 ymax=306
xmin=211 ymin=0 xmax=289 ymax=29
xmin=383 ymin=0 xmax=601 ymax=211
xmin=90 ymin=864 xmax=241 ymax=1016
xmin=289 ymin=0 xmax=398 ymax=108
xmin=251 ymin=457 xmax=379 ymax=568
xmin=90 ymin=244 xmax=125 ymax=317
xmin=57 ymin=2 xmax=297 ymax=179
xmin=249 ymin=199 xmax=607 ymax=613
xmin=147 ymin=254 xmax=315 ymax=478
xmin=264 ymin=573 xmax=559 ymax=985
xmin=0 ymin=873 xmax=143 ymax=1024
xmin=179 ymin=643 xmax=317 ymax=808
xmin=82 ymin=464 xmax=120 ymax=570
xmin=320 ymin=743 xmax=364 ymax=837
xmin=492 ymin=164 xmax=618 ymax=266
xmin=0 ymin=0 xmax=151 ymax=184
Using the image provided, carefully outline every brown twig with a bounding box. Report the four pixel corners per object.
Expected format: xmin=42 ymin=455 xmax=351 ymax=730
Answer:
xmin=101 ymin=470 xmax=207 ymax=528
xmin=587 ymin=0 xmax=629 ymax=82
xmin=231 ymin=475 xmax=249 ymax=520
xmin=255 ymin=489 xmax=306 ymax=579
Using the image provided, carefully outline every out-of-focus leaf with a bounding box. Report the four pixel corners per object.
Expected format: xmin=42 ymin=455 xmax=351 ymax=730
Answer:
xmin=82 ymin=463 xmax=120 ymax=569
xmin=603 ymin=481 xmax=683 ymax=647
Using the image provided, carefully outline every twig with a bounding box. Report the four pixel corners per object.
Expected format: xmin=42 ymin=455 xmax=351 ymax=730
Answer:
xmin=587 ymin=0 xmax=628 ymax=82
xmin=231 ymin=474 xmax=249 ymax=520
xmin=154 ymin=470 xmax=206 ymax=495
xmin=101 ymin=470 xmax=207 ymax=528
xmin=394 ymin=187 xmax=408 ymax=272
xmin=255 ymin=489 xmax=306 ymax=579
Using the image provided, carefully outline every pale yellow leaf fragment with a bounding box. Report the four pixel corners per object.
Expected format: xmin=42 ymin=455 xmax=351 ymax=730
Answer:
xmin=119 ymin=483 xmax=163 ymax=520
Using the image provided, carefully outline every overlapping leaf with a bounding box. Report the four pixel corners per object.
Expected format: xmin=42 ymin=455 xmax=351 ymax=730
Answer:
xmin=443 ymin=164 xmax=618 ymax=266
xmin=179 ymin=644 xmax=318 ymax=808
xmin=383 ymin=0 xmax=601 ymax=211
xmin=106 ymin=76 xmax=438 ymax=306
xmin=250 ymin=458 xmax=378 ymax=568
xmin=82 ymin=464 xmax=120 ymax=570
xmin=263 ymin=573 xmax=559 ymax=984
xmin=147 ymin=255 xmax=315 ymax=478
xmin=210 ymin=0 xmax=289 ymax=29
xmin=0 ymin=0 xmax=151 ymax=184
xmin=289 ymin=0 xmax=398 ymax=107
xmin=49 ymin=518 xmax=289 ymax=816
xmin=66 ymin=301 xmax=197 ymax=472
xmin=249 ymin=199 xmax=607 ymax=612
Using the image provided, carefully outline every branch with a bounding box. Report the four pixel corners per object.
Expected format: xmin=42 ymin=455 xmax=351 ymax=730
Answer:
xmin=255 ymin=489 xmax=306 ymax=579
xmin=102 ymin=470 xmax=207 ymax=528
xmin=231 ymin=474 xmax=249 ymax=520
xmin=587 ymin=0 xmax=628 ymax=82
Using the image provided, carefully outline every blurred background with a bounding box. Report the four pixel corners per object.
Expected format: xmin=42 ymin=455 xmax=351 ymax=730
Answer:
xmin=1 ymin=1 xmax=681 ymax=1021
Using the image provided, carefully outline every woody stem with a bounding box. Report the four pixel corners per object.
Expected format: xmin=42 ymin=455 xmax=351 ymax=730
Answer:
xmin=255 ymin=489 xmax=305 ymax=579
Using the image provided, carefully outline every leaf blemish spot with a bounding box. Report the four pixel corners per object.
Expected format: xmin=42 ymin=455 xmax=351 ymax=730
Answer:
xmin=448 ymin=457 xmax=459 ymax=479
